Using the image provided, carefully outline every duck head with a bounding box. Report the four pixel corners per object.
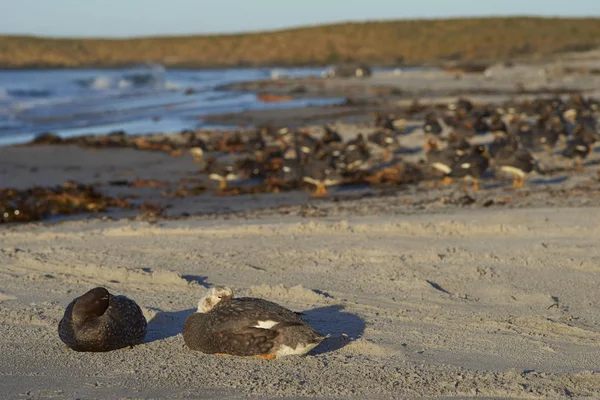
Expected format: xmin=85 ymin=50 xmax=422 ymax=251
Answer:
xmin=72 ymin=287 xmax=110 ymax=324
xmin=472 ymin=144 xmax=491 ymax=159
xmin=197 ymin=286 xmax=233 ymax=313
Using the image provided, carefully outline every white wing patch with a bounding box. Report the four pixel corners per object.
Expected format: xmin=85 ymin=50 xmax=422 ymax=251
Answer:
xmin=254 ymin=320 xmax=279 ymax=329
xmin=576 ymin=145 xmax=588 ymax=152
xmin=432 ymin=162 xmax=452 ymax=174
xmin=461 ymin=163 xmax=471 ymax=169
xmin=500 ymin=165 xmax=526 ymax=178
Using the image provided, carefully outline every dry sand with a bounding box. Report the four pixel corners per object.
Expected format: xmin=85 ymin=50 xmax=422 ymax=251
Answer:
xmin=1 ymin=207 xmax=600 ymax=399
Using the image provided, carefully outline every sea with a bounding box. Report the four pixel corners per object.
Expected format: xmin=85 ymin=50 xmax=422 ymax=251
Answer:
xmin=0 ymin=64 xmax=344 ymax=146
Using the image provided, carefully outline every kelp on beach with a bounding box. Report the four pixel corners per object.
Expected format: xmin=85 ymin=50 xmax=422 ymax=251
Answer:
xmin=0 ymin=182 xmax=133 ymax=223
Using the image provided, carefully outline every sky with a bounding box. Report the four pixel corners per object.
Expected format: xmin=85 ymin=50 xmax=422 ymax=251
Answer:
xmin=1 ymin=0 xmax=599 ymax=38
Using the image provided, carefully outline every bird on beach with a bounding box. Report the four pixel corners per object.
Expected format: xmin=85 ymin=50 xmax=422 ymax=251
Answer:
xmin=494 ymin=145 xmax=537 ymax=189
xmin=423 ymin=112 xmax=443 ymax=137
xmin=302 ymin=153 xmax=343 ymax=197
xmin=322 ymin=125 xmax=343 ymax=145
xmin=447 ymin=144 xmax=491 ymax=192
xmin=183 ymin=286 xmax=327 ymax=359
xmin=563 ymin=130 xmax=591 ymax=171
xmin=368 ymin=129 xmax=401 ymax=161
xmin=424 ymin=137 xmax=462 ymax=185
xmin=339 ymin=134 xmax=370 ymax=173
xmin=58 ymin=287 xmax=147 ymax=352
xmin=203 ymin=156 xmax=241 ymax=191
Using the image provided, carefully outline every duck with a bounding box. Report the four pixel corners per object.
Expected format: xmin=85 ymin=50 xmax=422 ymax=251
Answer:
xmin=494 ymin=145 xmax=537 ymax=188
xmin=488 ymin=131 xmax=512 ymax=159
xmin=265 ymin=158 xmax=303 ymax=191
xmin=203 ymin=156 xmax=241 ymax=191
xmin=244 ymin=129 xmax=266 ymax=156
xmin=368 ymin=129 xmax=401 ymax=160
xmin=515 ymin=120 xmax=535 ymax=149
xmin=322 ymin=125 xmax=343 ymax=145
xmin=339 ymin=134 xmax=370 ymax=173
xmin=472 ymin=115 xmax=489 ymax=135
xmin=183 ymin=286 xmax=327 ymax=359
xmin=533 ymin=116 xmax=564 ymax=155
xmin=447 ymin=144 xmax=491 ymax=192
xmin=424 ymin=137 xmax=462 ymax=185
xmin=58 ymin=287 xmax=147 ymax=352
xmin=445 ymin=132 xmax=471 ymax=155
xmin=375 ymin=113 xmax=406 ymax=133
xmin=489 ymin=113 xmax=508 ymax=134
xmin=302 ymin=153 xmax=342 ymax=197
xmin=563 ymin=130 xmax=591 ymax=171
xmin=423 ymin=113 xmax=443 ymax=137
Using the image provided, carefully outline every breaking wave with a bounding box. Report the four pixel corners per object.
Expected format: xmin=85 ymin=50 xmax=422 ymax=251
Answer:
xmin=75 ymin=64 xmax=169 ymax=91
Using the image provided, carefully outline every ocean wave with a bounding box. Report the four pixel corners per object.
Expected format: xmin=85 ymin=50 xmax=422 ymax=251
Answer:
xmin=75 ymin=64 xmax=169 ymax=91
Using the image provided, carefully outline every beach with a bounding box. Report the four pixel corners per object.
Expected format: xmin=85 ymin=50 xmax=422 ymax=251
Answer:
xmin=1 ymin=50 xmax=600 ymax=399
xmin=1 ymin=208 xmax=600 ymax=399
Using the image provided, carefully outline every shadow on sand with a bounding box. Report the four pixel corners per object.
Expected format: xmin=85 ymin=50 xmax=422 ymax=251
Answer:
xmin=530 ymin=176 xmax=569 ymax=185
xmin=181 ymin=275 xmax=211 ymax=288
xmin=145 ymin=308 xmax=195 ymax=343
xmin=301 ymin=305 xmax=366 ymax=355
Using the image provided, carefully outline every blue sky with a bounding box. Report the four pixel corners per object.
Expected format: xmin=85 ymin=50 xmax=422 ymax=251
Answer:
xmin=1 ymin=0 xmax=599 ymax=38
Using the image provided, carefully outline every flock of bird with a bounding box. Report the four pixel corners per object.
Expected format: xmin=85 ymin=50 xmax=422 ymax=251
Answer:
xmin=186 ymin=94 xmax=599 ymax=196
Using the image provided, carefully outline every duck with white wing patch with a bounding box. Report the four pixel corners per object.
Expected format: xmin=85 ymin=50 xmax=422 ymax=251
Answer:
xmin=183 ymin=286 xmax=327 ymax=359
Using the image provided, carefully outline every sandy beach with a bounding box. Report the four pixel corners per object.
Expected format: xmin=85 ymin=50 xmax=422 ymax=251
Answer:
xmin=2 ymin=50 xmax=600 ymax=399
xmin=1 ymin=207 xmax=600 ymax=399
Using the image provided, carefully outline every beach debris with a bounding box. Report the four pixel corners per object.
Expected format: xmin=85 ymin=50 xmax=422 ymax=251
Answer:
xmin=257 ymin=94 xmax=293 ymax=103
xmin=0 ymin=182 xmax=133 ymax=224
xmin=14 ymin=92 xmax=600 ymax=213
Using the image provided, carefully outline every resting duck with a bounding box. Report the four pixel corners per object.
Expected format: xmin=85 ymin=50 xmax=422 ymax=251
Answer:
xmin=375 ymin=113 xmax=406 ymax=133
xmin=340 ymin=134 xmax=371 ymax=172
xmin=302 ymin=153 xmax=342 ymax=197
xmin=533 ymin=116 xmax=564 ymax=155
xmin=495 ymin=145 xmax=536 ymax=188
xmin=322 ymin=125 xmax=343 ymax=145
xmin=423 ymin=113 xmax=443 ymax=137
xmin=489 ymin=113 xmax=508 ymax=134
xmin=447 ymin=144 xmax=491 ymax=192
xmin=203 ymin=156 xmax=241 ymax=191
xmin=58 ymin=287 xmax=147 ymax=352
xmin=266 ymin=158 xmax=303 ymax=191
xmin=563 ymin=129 xmax=591 ymax=171
xmin=424 ymin=137 xmax=462 ymax=184
xmin=183 ymin=287 xmax=327 ymax=359
xmin=368 ymin=129 xmax=401 ymax=160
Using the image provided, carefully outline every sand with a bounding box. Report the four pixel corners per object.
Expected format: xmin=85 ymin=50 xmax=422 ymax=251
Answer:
xmin=1 ymin=207 xmax=600 ymax=399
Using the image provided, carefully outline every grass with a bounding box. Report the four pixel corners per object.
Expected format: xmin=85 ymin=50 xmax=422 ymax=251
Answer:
xmin=1 ymin=17 xmax=599 ymax=69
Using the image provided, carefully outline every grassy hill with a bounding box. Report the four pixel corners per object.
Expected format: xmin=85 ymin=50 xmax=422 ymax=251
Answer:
xmin=1 ymin=17 xmax=599 ymax=68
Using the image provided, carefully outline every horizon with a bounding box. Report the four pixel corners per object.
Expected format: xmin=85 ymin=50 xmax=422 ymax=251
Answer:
xmin=1 ymin=0 xmax=599 ymax=38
